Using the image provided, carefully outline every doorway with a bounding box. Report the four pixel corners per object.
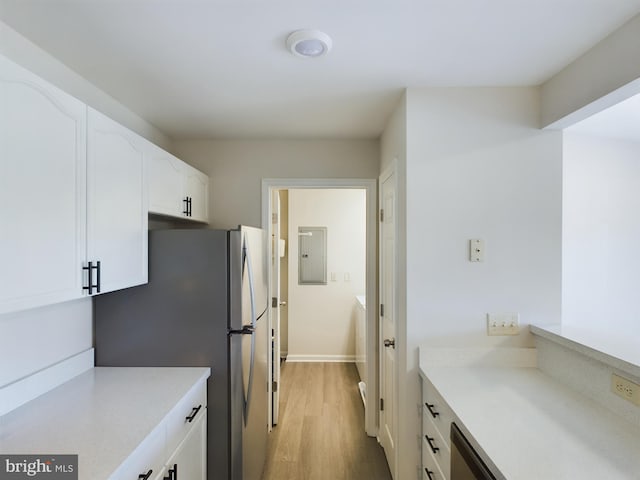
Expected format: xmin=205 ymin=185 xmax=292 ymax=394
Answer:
xmin=262 ymin=178 xmax=378 ymax=437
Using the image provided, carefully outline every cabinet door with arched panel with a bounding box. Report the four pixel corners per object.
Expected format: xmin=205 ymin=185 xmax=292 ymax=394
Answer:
xmin=0 ymin=55 xmax=87 ymax=314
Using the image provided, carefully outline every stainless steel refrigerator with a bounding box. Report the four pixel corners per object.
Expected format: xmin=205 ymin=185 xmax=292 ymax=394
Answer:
xmin=94 ymin=226 xmax=268 ymax=480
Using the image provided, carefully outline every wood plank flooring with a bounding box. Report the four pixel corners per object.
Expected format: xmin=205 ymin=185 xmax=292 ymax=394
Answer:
xmin=261 ymin=362 xmax=392 ymax=480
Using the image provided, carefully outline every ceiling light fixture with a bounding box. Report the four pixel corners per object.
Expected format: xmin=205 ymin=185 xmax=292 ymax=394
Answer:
xmin=286 ymin=29 xmax=332 ymax=58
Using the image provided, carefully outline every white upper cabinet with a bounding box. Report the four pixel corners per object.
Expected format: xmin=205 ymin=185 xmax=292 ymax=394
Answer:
xmin=183 ymin=162 xmax=209 ymax=223
xmin=148 ymin=146 xmax=185 ymax=218
xmin=148 ymin=145 xmax=209 ymax=223
xmin=0 ymin=55 xmax=87 ymax=314
xmin=1 ymin=54 xmax=211 ymax=314
xmin=87 ymin=107 xmax=148 ymax=294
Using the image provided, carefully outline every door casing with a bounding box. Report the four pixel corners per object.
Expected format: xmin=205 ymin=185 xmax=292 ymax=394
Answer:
xmin=261 ymin=178 xmax=378 ymax=436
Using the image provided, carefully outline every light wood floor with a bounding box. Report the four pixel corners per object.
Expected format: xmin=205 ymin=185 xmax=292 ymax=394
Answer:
xmin=261 ymin=362 xmax=392 ymax=480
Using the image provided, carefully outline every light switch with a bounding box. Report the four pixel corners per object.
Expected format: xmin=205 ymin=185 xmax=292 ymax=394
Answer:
xmin=470 ymin=239 xmax=485 ymax=262
xmin=486 ymin=313 xmax=519 ymax=335
xmin=344 ymin=272 xmax=350 ymax=282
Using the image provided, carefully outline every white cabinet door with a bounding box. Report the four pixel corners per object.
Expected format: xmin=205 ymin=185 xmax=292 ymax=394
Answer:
xmin=183 ymin=163 xmax=209 ymax=223
xmin=0 ymin=55 xmax=87 ymax=314
xmin=148 ymin=147 xmax=208 ymax=223
xmin=165 ymin=411 xmax=207 ymax=480
xmin=87 ymin=107 xmax=148 ymax=294
xmin=148 ymin=145 xmax=186 ymax=218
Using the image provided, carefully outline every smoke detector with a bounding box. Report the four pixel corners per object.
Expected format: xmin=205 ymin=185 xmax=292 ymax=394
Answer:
xmin=286 ymin=29 xmax=332 ymax=58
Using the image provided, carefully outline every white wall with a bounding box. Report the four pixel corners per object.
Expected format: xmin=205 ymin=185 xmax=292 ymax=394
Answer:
xmin=0 ymin=21 xmax=174 ymax=389
xmin=392 ymin=87 xmax=563 ymax=479
xmin=287 ymin=189 xmax=366 ymax=361
xmin=173 ymin=139 xmax=379 ymax=229
xmin=562 ymin=132 xmax=640 ymax=333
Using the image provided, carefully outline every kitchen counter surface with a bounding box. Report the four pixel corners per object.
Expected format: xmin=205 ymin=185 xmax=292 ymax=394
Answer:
xmin=420 ymin=351 xmax=640 ymax=480
xmin=0 ymin=366 xmax=210 ymax=479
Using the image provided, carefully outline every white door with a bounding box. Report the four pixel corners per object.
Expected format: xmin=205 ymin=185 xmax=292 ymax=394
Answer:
xmin=270 ymin=189 xmax=282 ymax=425
xmin=0 ymin=55 xmax=87 ymax=314
xmin=379 ymin=163 xmax=397 ymax=478
xmin=87 ymin=107 xmax=148 ymax=294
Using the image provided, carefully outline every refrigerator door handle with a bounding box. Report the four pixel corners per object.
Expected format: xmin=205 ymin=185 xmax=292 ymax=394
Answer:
xmin=229 ymin=325 xmax=255 ymax=335
xmin=242 ymin=233 xmax=257 ymax=421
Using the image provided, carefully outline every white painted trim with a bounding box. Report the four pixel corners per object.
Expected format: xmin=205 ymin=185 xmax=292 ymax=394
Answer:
xmin=262 ymin=177 xmax=378 ymax=437
xmin=378 ymin=159 xmax=399 ymax=480
xmin=286 ymin=354 xmax=356 ymax=363
xmin=0 ymin=348 xmax=94 ymax=416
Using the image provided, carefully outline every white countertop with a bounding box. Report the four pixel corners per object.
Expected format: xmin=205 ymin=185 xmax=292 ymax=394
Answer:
xmin=531 ymin=324 xmax=640 ymax=378
xmin=420 ymin=353 xmax=640 ymax=480
xmin=0 ymin=367 xmax=210 ymax=479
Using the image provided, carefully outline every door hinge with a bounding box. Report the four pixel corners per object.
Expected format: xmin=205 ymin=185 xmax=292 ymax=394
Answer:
xmin=272 ymin=381 xmax=278 ymax=392
xmin=379 ymin=209 xmax=384 ymax=222
xmin=272 ymin=212 xmax=278 ymax=224
xmin=380 ymin=303 xmax=384 ymax=317
xmin=380 ymin=398 xmax=384 ymax=411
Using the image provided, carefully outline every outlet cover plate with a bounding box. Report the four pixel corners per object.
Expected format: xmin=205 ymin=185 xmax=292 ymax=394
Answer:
xmin=611 ymin=374 xmax=640 ymax=405
xmin=486 ymin=313 xmax=520 ymax=336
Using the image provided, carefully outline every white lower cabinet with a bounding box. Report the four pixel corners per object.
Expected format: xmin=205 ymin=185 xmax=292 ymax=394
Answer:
xmin=113 ymin=422 xmax=166 ymax=480
xmin=421 ymin=375 xmax=453 ymax=480
xmin=112 ymin=380 xmax=207 ymax=480
xmin=165 ymin=411 xmax=207 ymax=480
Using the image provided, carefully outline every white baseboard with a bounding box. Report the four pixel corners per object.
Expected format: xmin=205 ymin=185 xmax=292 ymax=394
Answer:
xmin=0 ymin=348 xmax=94 ymax=416
xmin=286 ymin=354 xmax=355 ymax=363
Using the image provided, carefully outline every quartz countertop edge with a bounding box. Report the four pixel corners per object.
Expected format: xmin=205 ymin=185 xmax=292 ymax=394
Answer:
xmin=419 ymin=347 xmax=640 ymax=480
xmin=0 ymin=366 xmax=211 ymax=480
xmin=530 ymin=324 xmax=640 ymax=379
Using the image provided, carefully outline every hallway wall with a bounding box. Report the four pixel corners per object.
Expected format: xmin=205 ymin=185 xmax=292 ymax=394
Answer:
xmin=287 ymin=189 xmax=366 ymax=361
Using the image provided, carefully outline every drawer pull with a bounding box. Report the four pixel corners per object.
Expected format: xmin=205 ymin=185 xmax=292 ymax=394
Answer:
xmin=163 ymin=464 xmax=177 ymax=480
xmin=425 ymin=402 xmax=439 ymax=418
xmin=138 ymin=470 xmax=152 ymax=480
xmin=425 ymin=468 xmax=435 ymax=480
xmin=186 ymin=404 xmax=202 ymax=423
xmin=425 ymin=435 xmax=440 ymax=454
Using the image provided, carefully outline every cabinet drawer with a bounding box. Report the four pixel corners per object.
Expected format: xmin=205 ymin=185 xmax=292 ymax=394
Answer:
xmin=422 ymin=377 xmax=454 ymax=444
xmin=111 ymin=422 xmax=166 ymax=480
xmin=423 ymin=406 xmax=450 ymax=458
xmin=422 ymin=434 xmax=449 ymax=480
xmin=165 ymin=379 xmax=207 ymax=457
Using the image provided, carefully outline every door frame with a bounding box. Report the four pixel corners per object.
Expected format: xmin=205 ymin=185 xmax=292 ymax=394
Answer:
xmin=261 ymin=178 xmax=378 ymax=436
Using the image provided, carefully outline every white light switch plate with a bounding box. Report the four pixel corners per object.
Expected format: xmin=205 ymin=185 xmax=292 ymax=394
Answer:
xmin=487 ymin=313 xmax=520 ymax=335
xmin=470 ymin=239 xmax=485 ymax=262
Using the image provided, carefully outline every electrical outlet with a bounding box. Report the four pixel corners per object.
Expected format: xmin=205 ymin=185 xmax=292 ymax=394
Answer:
xmin=611 ymin=374 xmax=640 ymax=405
xmin=486 ymin=313 xmax=519 ymax=336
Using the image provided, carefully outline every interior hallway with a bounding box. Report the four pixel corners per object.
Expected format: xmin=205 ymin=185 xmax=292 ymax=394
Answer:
xmin=261 ymin=362 xmax=392 ymax=480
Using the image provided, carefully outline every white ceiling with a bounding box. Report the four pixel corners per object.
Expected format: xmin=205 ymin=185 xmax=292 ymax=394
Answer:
xmin=1 ymin=0 xmax=639 ymax=140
